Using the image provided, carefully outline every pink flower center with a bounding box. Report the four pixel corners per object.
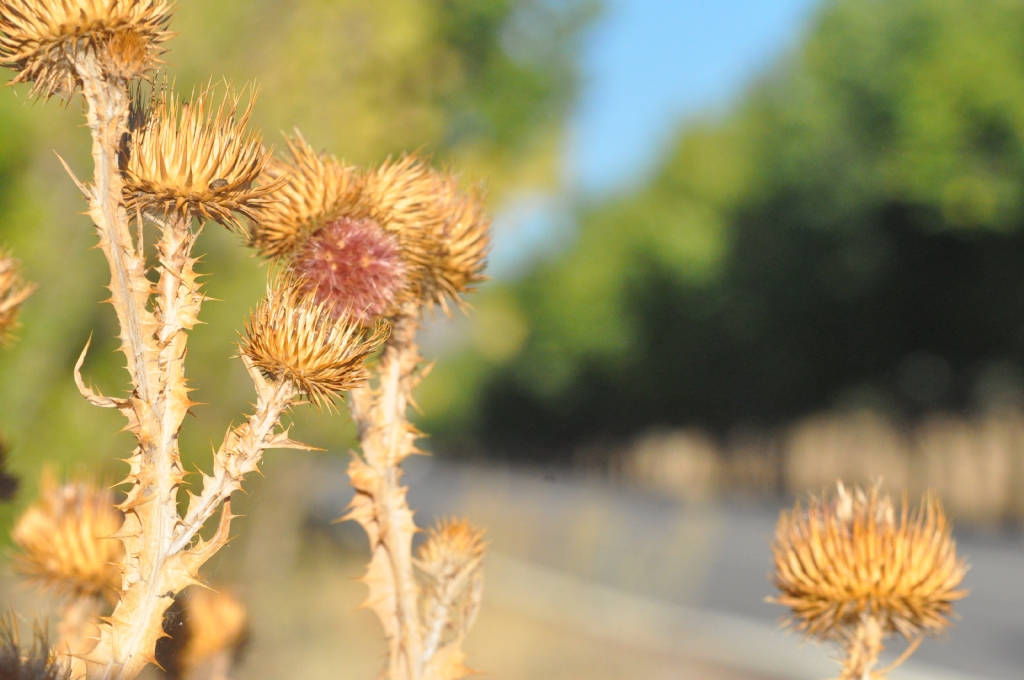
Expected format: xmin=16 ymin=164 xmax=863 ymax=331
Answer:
xmin=291 ymin=217 xmax=406 ymax=323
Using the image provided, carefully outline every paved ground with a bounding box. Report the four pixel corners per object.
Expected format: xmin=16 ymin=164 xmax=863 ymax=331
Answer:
xmin=306 ymin=457 xmax=1024 ymax=680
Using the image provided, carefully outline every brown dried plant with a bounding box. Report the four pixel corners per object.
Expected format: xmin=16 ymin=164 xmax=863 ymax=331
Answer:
xmin=0 ymin=613 xmax=67 ymax=680
xmin=12 ymin=471 xmax=123 ymax=601
xmin=157 ymin=588 xmax=249 ymax=680
xmin=12 ymin=472 xmax=123 ymax=676
xmin=0 ymin=0 xmax=172 ymax=99
xmin=251 ymin=134 xmax=491 ymax=679
xmin=1 ymin=4 xmax=384 ymax=680
xmin=770 ymin=482 xmax=968 ymax=679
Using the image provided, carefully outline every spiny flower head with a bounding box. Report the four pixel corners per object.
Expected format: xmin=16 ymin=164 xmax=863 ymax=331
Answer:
xmin=12 ymin=470 xmax=124 ymax=600
xmin=158 ymin=588 xmax=249 ymax=680
xmin=291 ymin=216 xmax=408 ymax=325
xmin=417 ymin=518 xmax=486 ymax=654
xmin=240 ymin=280 xmax=388 ymax=409
xmin=122 ymin=82 xmax=278 ymax=230
xmin=249 ymin=132 xmax=360 ymax=258
xmin=0 ymin=0 xmax=173 ymax=99
xmin=771 ymin=482 xmax=968 ymax=642
xmin=251 ymin=136 xmax=490 ymax=322
xmin=360 ymin=156 xmax=490 ymax=314
xmin=417 ymin=517 xmax=486 ymax=579
xmin=0 ymin=249 xmax=36 ymax=346
xmin=0 ymin=614 xmax=65 ymax=680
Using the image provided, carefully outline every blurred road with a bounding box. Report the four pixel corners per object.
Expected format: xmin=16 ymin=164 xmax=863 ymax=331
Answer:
xmin=306 ymin=458 xmax=1022 ymax=680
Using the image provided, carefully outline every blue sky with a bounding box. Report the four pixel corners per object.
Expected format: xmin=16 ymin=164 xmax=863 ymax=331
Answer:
xmin=568 ymin=0 xmax=823 ymax=193
xmin=490 ymin=0 xmax=823 ymax=276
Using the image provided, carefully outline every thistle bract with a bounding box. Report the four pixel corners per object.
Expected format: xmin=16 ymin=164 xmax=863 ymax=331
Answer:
xmin=0 ymin=0 xmax=172 ymax=98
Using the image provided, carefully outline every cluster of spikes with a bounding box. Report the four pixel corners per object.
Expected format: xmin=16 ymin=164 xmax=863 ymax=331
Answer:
xmin=416 ymin=518 xmax=486 ymax=672
xmin=0 ymin=613 xmax=65 ymax=680
xmin=771 ymin=482 xmax=968 ymax=679
xmin=0 ymin=0 xmax=173 ymax=98
xmin=240 ymin=279 xmax=389 ymax=410
xmin=123 ymin=82 xmax=281 ymax=230
xmin=250 ymin=134 xmax=490 ymax=324
xmin=12 ymin=471 xmax=123 ymax=601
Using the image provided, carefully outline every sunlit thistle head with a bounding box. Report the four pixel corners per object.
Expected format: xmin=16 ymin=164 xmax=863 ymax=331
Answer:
xmin=771 ymin=482 xmax=967 ymax=643
xmin=251 ymin=138 xmax=490 ymax=322
xmin=249 ymin=132 xmax=360 ymax=258
xmin=158 ymin=588 xmax=249 ymax=680
xmin=360 ymin=156 xmax=491 ymax=314
xmin=240 ymin=280 xmax=389 ymax=410
xmin=291 ymin=216 xmax=408 ymax=325
xmin=122 ymin=83 xmax=278 ymax=230
xmin=12 ymin=471 xmax=124 ymax=601
xmin=0 ymin=0 xmax=173 ymax=99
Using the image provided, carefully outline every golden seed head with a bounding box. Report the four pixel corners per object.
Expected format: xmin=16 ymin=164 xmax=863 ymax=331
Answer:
xmin=249 ymin=133 xmax=361 ymax=258
xmin=240 ymin=281 xmax=388 ymax=409
xmin=123 ymin=83 xmax=278 ymax=230
xmin=251 ymin=140 xmax=490 ymax=320
xmin=0 ymin=249 xmax=35 ymax=347
xmin=770 ymin=482 xmax=968 ymax=642
xmin=360 ymin=156 xmax=490 ymax=313
xmin=417 ymin=518 xmax=486 ymax=575
xmin=0 ymin=614 xmax=65 ymax=680
xmin=179 ymin=588 xmax=249 ymax=671
xmin=0 ymin=0 xmax=173 ymax=99
xmin=12 ymin=470 xmax=124 ymax=600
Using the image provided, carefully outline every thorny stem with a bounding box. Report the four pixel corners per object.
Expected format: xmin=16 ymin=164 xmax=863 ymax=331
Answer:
xmin=78 ymin=54 xmax=152 ymax=403
xmin=172 ymin=375 xmax=297 ymax=555
xmin=73 ymin=58 xmax=301 ymax=680
xmin=349 ymin=310 xmax=425 ymax=680
xmin=840 ymin=614 xmax=885 ymax=680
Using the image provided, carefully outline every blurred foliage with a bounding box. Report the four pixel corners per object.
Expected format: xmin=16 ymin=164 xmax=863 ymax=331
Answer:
xmin=428 ymin=0 xmax=1024 ymax=461
xmin=0 ymin=0 xmax=591 ymax=528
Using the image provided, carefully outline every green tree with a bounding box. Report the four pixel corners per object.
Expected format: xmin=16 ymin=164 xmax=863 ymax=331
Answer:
xmin=444 ymin=0 xmax=1024 ymax=460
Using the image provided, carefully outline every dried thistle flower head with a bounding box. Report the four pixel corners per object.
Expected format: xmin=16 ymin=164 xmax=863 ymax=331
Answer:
xmin=360 ymin=156 xmax=490 ymax=314
xmin=0 ymin=0 xmax=172 ymax=99
xmin=157 ymin=588 xmax=249 ymax=680
xmin=0 ymin=614 xmax=65 ymax=680
xmin=771 ymin=482 xmax=967 ymax=679
xmin=123 ymin=83 xmax=278 ymax=230
xmin=12 ymin=470 xmax=124 ymax=600
xmin=291 ymin=216 xmax=409 ymax=325
xmin=249 ymin=133 xmax=361 ymax=259
xmin=417 ymin=518 xmax=486 ymax=579
xmin=252 ymin=138 xmax=489 ymax=322
xmin=240 ymin=281 xmax=388 ymax=409
xmin=417 ymin=518 xmax=485 ymax=680
xmin=0 ymin=250 xmax=36 ymax=346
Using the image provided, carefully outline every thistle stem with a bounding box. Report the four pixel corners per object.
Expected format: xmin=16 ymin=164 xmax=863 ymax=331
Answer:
xmin=349 ymin=311 xmax=425 ymax=680
xmin=840 ymin=614 xmax=885 ymax=680
xmin=78 ymin=55 xmax=152 ymax=402
xmin=74 ymin=60 xmax=298 ymax=680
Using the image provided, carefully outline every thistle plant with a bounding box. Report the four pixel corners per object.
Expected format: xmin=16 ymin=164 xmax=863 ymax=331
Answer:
xmin=249 ymin=134 xmax=490 ymax=680
xmin=770 ymin=482 xmax=968 ymax=679
xmin=0 ymin=613 xmax=65 ymax=680
xmin=157 ymin=588 xmax=249 ymax=680
xmin=12 ymin=473 xmax=123 ymax=677
xmin=0 ymin=2 xmax=385 ymax=679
